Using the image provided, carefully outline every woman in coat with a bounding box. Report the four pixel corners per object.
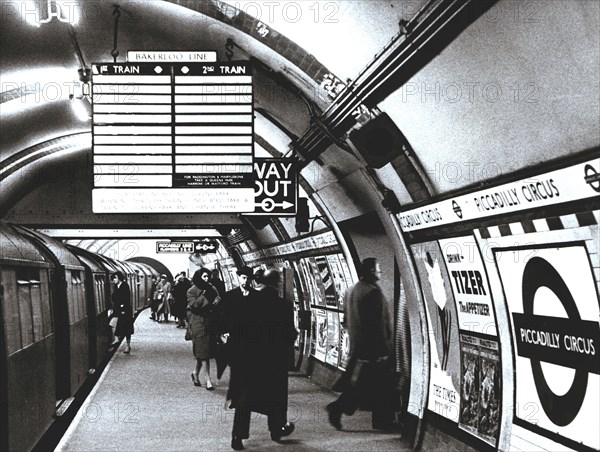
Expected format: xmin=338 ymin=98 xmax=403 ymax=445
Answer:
xmin=187 ymin=268 xmax=221 ymax=389
xmin=110 ymin=271 xmax=134 ymax=354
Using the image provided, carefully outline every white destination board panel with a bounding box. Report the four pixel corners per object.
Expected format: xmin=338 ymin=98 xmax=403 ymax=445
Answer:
xmin=91 ymin=61 xmax=254 ymax=213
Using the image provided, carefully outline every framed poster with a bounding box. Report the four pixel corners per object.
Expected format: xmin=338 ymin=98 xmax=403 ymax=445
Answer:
xmin=314 ymin=308 xmax=328 ymax=362
xmin=316 ymin=256 xmax=338 ymax=308
xmin=339 ymin=312 xmax=350 ymax=371
xmin=412 ymin=241 xmax=461 ymax=422
xmin=325 ymin=310 xmax=340 ymax=367
xmin=439 ymin=236 xmax=501 ymax=445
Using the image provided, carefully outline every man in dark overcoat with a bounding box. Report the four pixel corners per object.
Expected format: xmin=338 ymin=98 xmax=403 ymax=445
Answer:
xmin=326 ymin=257 xmax=394 ymax=430
xmin=110 ymin=271 xmax=134 ymax=354
xmin=172 ymin=271 xmax=192 ymax=328
xmin=226 ymin=268 xmax=298 ymax=450
xmin=218 ymin=266 xmax=255 ymax=378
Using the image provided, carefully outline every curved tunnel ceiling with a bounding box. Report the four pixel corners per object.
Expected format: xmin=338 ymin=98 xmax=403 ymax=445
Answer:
xmin=2 ymin=0 xmax=416 ymax=219
xmin=2 ymin=1 xmax=598 ymax=223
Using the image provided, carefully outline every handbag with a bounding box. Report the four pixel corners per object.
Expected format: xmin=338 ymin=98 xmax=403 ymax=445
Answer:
xmin=185 ymin=326 xmax=192 ymax=341
xmin=109 ymin=316 xmax=119 ymax=329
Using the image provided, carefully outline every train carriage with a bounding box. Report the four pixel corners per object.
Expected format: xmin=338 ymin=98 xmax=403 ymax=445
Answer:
xmin=0 ymin=222 xmax=55 ymax=452
xmin=67 ymin=247 xmax=112 ymax=373
xmin=12 ymin=226 xmax=88 ymax=401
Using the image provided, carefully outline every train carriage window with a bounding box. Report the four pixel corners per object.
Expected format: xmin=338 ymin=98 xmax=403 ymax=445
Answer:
xmin=39 ymin=270 xmax=52 ymax=336
xmin=1 ymin=270 xmax=22 ymax=354
xmin=71 ymin=270 xmax=84 ymax=322
xmin=94 ymin=275 xmax=104 ymax=314
xmin=16 ymin=268 xmax=34 ymax=348
xmin=29 ymin=273 xmax=45 ymax=342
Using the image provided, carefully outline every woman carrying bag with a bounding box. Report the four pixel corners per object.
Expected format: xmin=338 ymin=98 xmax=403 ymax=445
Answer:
xmin=187 ymin=268 xmax=221 ymax=389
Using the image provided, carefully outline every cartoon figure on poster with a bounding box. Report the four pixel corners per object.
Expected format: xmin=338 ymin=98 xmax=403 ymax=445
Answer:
xmin=425 ymin=251 xmax=452 ymax=371
xmin=412 ymin=241 xmax=461 ymax=422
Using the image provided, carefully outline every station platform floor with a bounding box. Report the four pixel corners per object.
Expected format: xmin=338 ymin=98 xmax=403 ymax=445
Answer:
xmin=56 ymin=310 xmax=411 ymax=451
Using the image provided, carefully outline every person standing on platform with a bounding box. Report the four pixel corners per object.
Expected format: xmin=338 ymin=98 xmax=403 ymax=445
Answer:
xmin=210 ymin=268 xmax=226 ymax=298
xmin=149 ymin=275 xmax=158 ymax=320
xmin=154 ymin=274 xmax=171 ymax=322
xmin=218 ymin=266 xmax=256 ymax=379
xmin=172 ymin=271 xmax=191 ymax=328
xmin=326 ymin=257 xmax=394 ymax=431
xmin=187 ymin=268 xmax=221 ymax=390
xmin=110 ymin=271 xmax=134 ymax=354
xmin=227 ymin=268 xmax=298 ymax=451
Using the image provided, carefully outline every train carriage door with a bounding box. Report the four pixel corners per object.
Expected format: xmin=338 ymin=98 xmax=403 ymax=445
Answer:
xmin=81 ymin=264 xmax=97 ymax=370
xmin=50 ymin=266 xmax=70 ymax=399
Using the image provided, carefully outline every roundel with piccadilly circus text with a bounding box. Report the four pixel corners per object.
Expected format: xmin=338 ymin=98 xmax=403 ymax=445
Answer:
xmin=512 ymin=256 xmax=600 ymax=426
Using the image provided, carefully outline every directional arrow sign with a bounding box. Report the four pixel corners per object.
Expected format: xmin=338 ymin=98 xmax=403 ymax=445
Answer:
xmin=250 ymin=158 xmax=297 ymax=216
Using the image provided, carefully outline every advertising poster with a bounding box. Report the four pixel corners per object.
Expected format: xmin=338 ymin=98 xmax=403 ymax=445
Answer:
xmin=438 ymin=236 xmax=501 ymax=445
xmin=339 ymin=312 xmax=350 ymax=371
xmin=412 ymin=241 xmax=461 ymax=422
xmin=496 ymin=244 xmax=600 ymax=451
xmin=325 ymin=310 xmax=340 ymax=367
xmin=458 ymin=334 xmax=501 ymax=445
xmin=309 ymin=309 xmax=317 ymax=358
xmin=309 ymin=257 xmax=328 ymax=306
xmin=314 ymin=308 xmax=328 ymax=362
xmin=326 ymin=254 xmax=352 ymax=309
xmin=316 ymin=256 xmax=338 ymax=307
xmin=438 ymin=237 xmax=498 ymax=336
xmin=301 ymin=258 xmax=324 ymax=307
xmin=299 ymin=258 xmax=314 ymax=305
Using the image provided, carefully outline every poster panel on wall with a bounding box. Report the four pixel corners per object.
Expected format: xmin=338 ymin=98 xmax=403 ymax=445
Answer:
xmin=495 ymin=244 xmax=600 ymax=451
xmin=309 ymin=257 xmax=328 ymax=307
xmin=293 ymin=303 xmax=300 ymax=349
xmin=301 ymin=258 xmax=324 ymax=307
xmin=310 ymin=309 xmax=317 ymax=357
xmin=316 ymin=256 xmax=338 ymax=308
xmin=325 ymin=311 xmax=340 ymax=367
xmin=314 ymin=308 xmax=328 ymax=362
xmin=458 ymin=334 xmax=501 ymax=445
xmin=412 ymin=241 xmax=461 ymax=422
xmin=326 ymin=254 xmax=352 ymax=309
xmin=438 ymin=237 xmax=498 ymax=336
xmin=339 ymin=312 xmax=350 ymax=371
xmin=438 ymin=236 xmax=501 ymax=445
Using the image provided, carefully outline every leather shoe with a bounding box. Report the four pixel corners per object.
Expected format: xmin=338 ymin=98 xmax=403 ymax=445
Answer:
xmin=326 ymin=403 xmax=342 ymax=430
xmin=271 ymin=422 xmax=295 ymax=441
xmin=231 ymin=436 xmax=244 ymax=450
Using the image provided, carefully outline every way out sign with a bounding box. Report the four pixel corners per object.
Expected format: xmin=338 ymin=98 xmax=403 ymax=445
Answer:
xmin=252 ymin=158 xmax=297 ymax=215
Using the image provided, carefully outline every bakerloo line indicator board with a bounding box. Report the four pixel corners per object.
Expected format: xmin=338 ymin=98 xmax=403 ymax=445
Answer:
xmin=91 ymin=61 xmax=254 ymax=213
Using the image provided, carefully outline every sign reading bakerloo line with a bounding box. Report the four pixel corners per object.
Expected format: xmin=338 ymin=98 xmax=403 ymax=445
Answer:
xmin=398 ymin=158 xmax=600 ymax=232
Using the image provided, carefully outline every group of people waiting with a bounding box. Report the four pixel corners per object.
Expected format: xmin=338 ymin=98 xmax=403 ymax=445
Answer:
xmin=109 ymin=257 xmax=398 ymax=450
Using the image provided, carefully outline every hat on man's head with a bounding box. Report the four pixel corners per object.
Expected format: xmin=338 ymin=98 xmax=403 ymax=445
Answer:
xmin=237 ymin=266 xmax=254 ymax=278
